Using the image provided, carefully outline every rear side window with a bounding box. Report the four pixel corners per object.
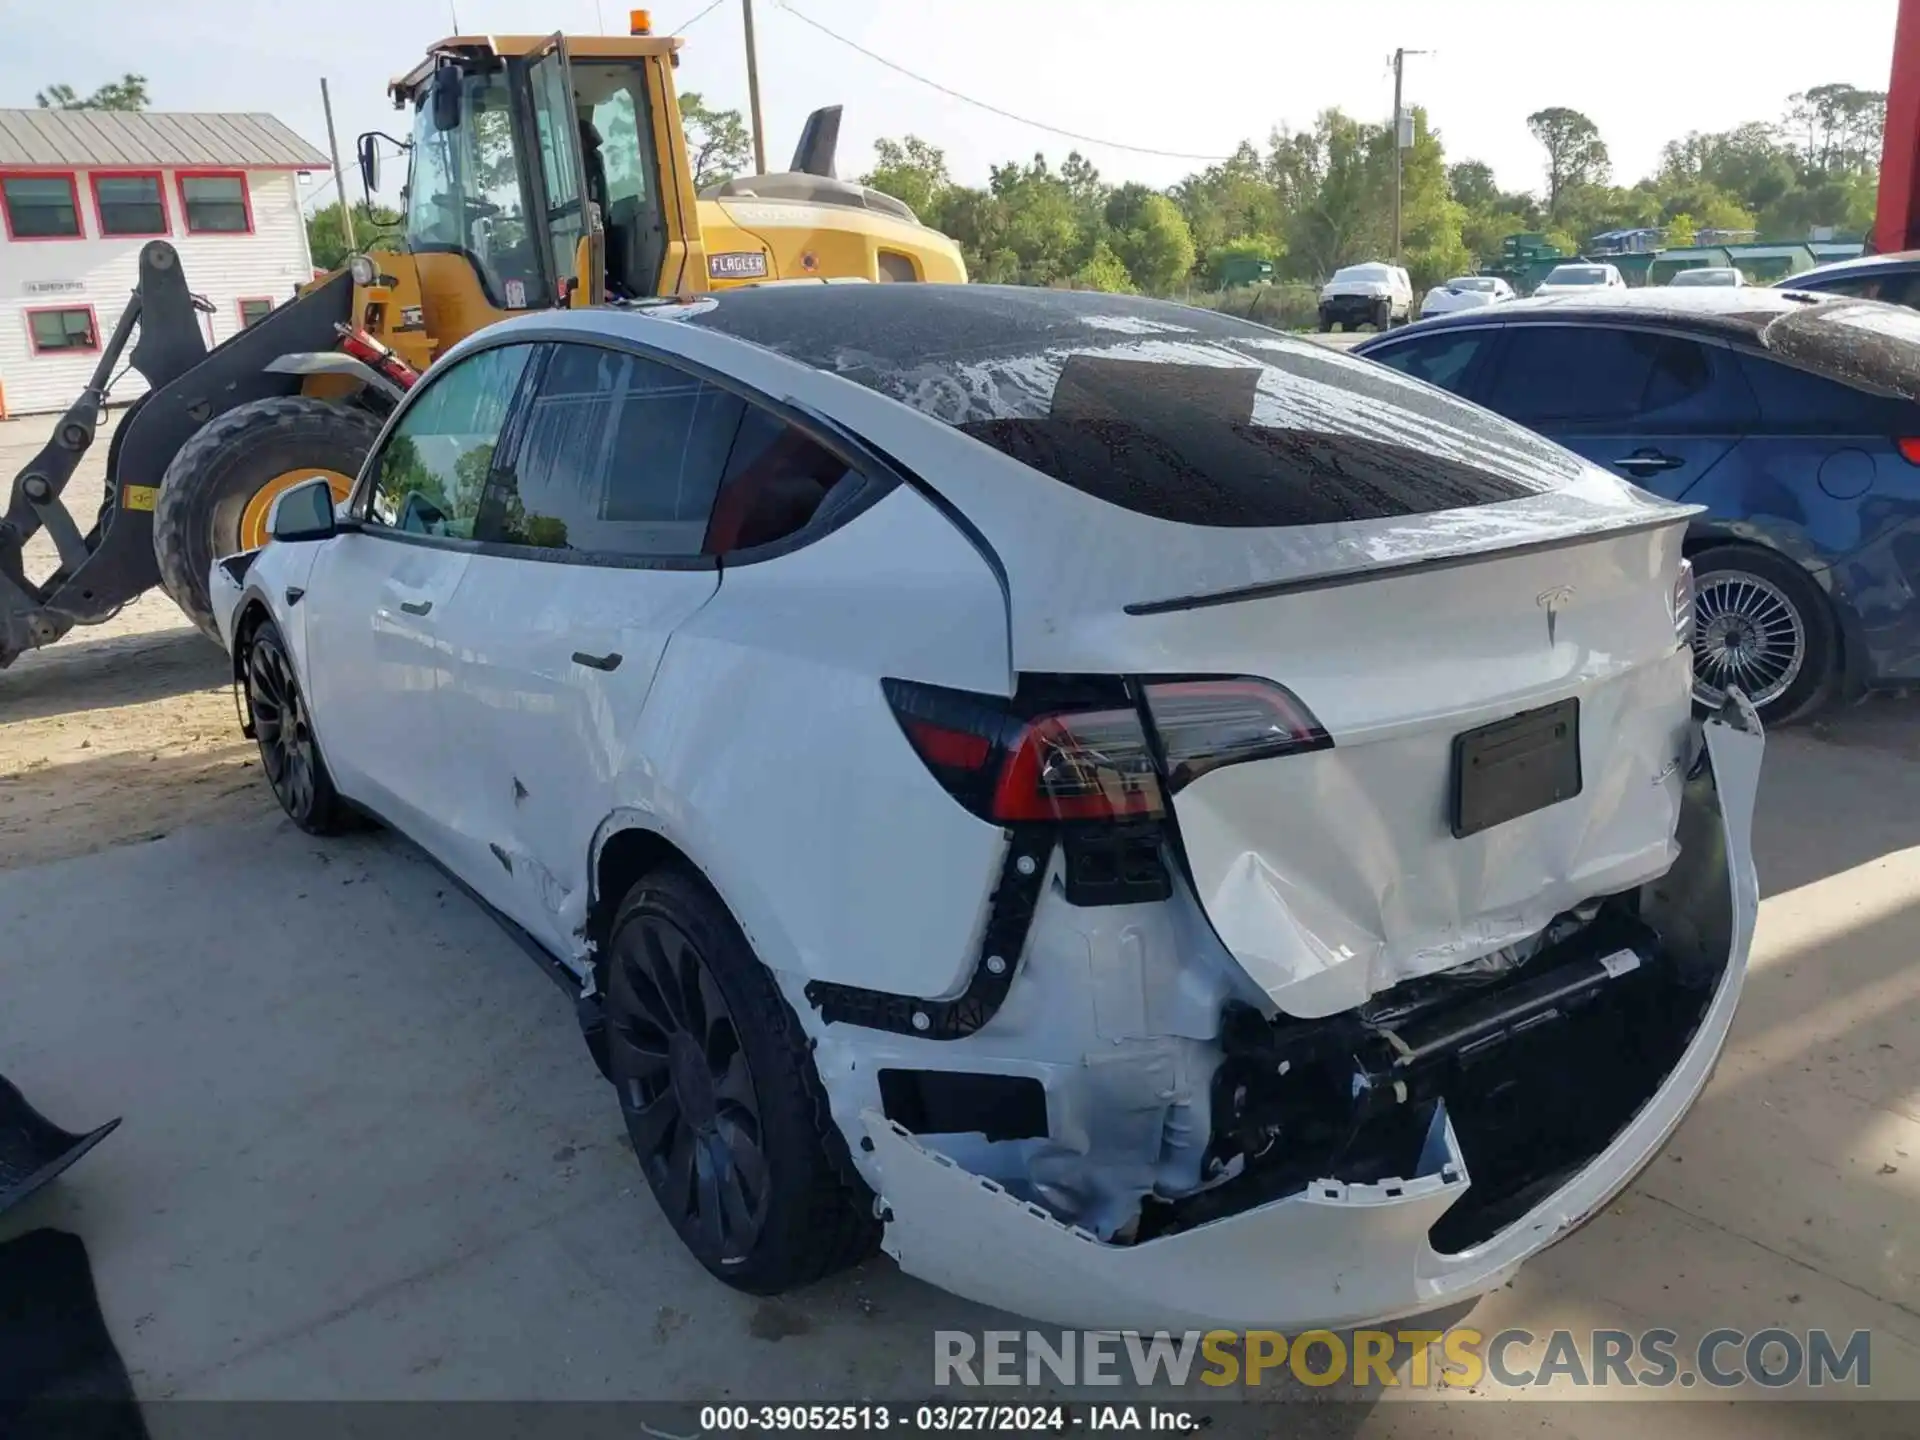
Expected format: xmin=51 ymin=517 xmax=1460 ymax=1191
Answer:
xmin=1366 ymin=330 xmax=1492 ymax=397
xmin=490 ymin=343 xmax=744 ymax=557
xmin=1735 ymin=351 xmax=1916 ymax=433
xmin=1487 ymin=326 xmax=1750 ymax=429
xmin=703 ymin=405 xmax=854 ymax=554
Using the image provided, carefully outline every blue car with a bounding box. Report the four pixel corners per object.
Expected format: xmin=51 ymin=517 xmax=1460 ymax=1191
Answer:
xmin=1356 ymin=289 xmax=1920 ymax=725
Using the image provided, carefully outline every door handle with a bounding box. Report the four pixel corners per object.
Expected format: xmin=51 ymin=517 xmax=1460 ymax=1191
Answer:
xmin=399 ymin=600 xmax=432 ymax=615
xmin=1614 ymin=452 xmax=1685 ymax=474
xmin=572 ymin=650 xmax=623 ymax=672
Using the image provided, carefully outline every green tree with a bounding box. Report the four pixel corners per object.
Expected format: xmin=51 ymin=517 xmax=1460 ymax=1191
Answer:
xmin=36 ymin=73 xmax=149 ymax=110
xmin=987 ymin=155 xmax=1084 ymax=284
xmin=1173 ymin=141 xmax=1283 ymax=257
xmin=1072 ymin=241 xmax=1136 ymax=293
xmin=1280 ymin=109 xmax=1391 ymax=281
xmin=306 ymin=200 xmax=404 ymax=271
xmin=681 ymin=91 xmax=752 ymax=189
xmin=1447 ymin=160 xmax=1502 ymax=211
xmin=1665 ymin=212 xmax=1698 ymax=247
xmin=861 ymin=135 xmax=953 ymax=219
xmin=1527 ymin=107 xmax=1610 ymax=216
xmin=1785 ymin=83 xmax=1887 ymax=176
xmin=1109 ymin=193 xmax=1195 ymax=293
xmin=1396 ymin=108 xmax=1472 ymax=288
xmin=1658 ymin=123 xmax=1798 ymax=213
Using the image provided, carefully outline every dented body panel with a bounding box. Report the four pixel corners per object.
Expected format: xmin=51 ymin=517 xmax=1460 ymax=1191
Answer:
xmin=863 ymin=718 xmax=1761 ymax=1331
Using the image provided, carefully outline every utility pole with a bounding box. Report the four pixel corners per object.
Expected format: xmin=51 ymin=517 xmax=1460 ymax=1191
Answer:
xmin=1391 ymin=48 xmax=1431 ymax=262
xmin=320 ymin=78 xmax=354 ymax=251
xmin=742 ymin=0 xmax=768 ymax=174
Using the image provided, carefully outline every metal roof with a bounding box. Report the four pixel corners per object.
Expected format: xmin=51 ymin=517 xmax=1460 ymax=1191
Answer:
xmin=0 ymin=109 xmax=327 ymax=170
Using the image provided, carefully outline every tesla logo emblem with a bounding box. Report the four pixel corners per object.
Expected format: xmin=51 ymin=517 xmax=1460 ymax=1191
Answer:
xmin=1537 ymin=585 xmax=1576 ymax=644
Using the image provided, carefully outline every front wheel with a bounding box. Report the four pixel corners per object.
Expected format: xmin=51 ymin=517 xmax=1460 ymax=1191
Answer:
xmin=1689 ymin=544 xmax=1837 ymax=726
xmin=245 ymin=620 xmax=352 ymax=834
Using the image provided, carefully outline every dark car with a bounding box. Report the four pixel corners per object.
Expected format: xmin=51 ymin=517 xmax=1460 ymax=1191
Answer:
xmin=1778 ymin=250 xmax=1920 ymax=307
xmin=1355 ymin=289 xmax=1920 ymax=725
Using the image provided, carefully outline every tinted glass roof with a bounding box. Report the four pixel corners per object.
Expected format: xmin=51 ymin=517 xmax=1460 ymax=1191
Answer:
xmin=671 ymin=283 xmax=1586 ymax=528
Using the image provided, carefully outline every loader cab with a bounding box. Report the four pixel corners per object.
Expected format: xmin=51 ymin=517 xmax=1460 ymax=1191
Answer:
xmin=391 ymin=33 xmax=688 ymax=331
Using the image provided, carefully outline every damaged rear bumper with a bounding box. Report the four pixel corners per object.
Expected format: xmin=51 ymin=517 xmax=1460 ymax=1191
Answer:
xmin=861 ymin=714 xmax=1762 ymax=1331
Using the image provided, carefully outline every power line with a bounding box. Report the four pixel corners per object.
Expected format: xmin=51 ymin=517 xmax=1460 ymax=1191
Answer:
xmin=665 ymin=0 xmax=728 ymax=35
xmin=772 ymin=0 xmax=1234 ymax=162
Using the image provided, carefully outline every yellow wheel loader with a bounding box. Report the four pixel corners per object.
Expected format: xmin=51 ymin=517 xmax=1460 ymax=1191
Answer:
xmin=0 ymin=20 xmax=964 ymax=664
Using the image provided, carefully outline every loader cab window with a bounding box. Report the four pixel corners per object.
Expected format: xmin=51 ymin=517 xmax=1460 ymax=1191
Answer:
xmin=571 ymin=62 xmax=668 ymax=298
xmin=406 ymin=66 xmax=548 ymax=309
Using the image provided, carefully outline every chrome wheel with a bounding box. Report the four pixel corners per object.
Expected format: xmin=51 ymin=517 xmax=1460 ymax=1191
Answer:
xmin=247 ymin=632 xmax=317 ymax=819
xmin=1691 ymin=570 xmax=1806 ymax=710
xmin=607 ymin=914 xmax=770 ymax=1265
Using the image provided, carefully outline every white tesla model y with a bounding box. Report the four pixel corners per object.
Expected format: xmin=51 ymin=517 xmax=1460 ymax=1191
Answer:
xmin=209 ymin=284 xmax=1762 ymax=1330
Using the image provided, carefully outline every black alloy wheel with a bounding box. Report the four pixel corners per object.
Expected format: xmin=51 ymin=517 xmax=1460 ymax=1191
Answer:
xmin=245 ymin=622 xmax=349 ymax=833
xmin=600 ymin=869 xmax=877 ymax=1293
xmin=608 ymin=910 xmax=772 ymax=1268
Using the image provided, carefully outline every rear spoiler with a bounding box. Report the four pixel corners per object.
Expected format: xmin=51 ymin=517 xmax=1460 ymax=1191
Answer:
xmin=1124 ymin=511 xmax=1690 ymax=617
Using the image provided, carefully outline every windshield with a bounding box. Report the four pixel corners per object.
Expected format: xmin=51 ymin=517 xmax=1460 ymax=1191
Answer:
xmin=406 ymin=67 xmax=548 ymax=309
xmin=1333 ymin=265 xmax=1389 ymax=282
xmin=1671 ymin=268 xmax=1738 ymax=286
xmin=1544 ymin=266 xmax=1608 ymax=285
xmin=1450 ymin=277 xmax=1496 ymax=292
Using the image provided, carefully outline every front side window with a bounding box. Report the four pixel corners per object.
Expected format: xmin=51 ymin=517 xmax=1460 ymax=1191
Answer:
xmin=2 ymin=175 xmax=82 ymax=238
xmin=179 ymin=173 xmax=249 ymax=233
xmin=27 ymin=307 xmax=97 ymax=353
xmin=406 ymin=69 xmax=547 ymax=309
xmin=482 ymin=343 xmax=743 ymax=557
xmin=93 ymin=173 xmax=167 ymax=235
xmin=364 ymin=343 xmax=533 ymax=537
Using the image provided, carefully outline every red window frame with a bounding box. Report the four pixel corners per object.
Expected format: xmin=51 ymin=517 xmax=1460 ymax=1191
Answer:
xmin=24 ymin=303 xmax=102 ymax=356
xmin=89 ymin=169 xmax=171 ymax=238
xmin=236 ymin=295 xmax=275 ymax=328
xmin=0 ymin=170 xmax=85 ymax=241
xmin=175 ymin=169 xmax=253 ymax=235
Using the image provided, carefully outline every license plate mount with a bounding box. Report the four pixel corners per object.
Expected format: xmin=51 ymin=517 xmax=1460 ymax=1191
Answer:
xmin=1451 ymin=698 xmax=1582 ymax=839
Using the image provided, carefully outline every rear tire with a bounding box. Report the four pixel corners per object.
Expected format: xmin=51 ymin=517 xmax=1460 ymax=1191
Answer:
xmin=154 ymin=396 xmax=382 ymax=641
xmin=1689 ymin=543 xmax=1837 ymax=727
xmin=244 ymin=619 xmax=351 ymax=835
xmin=602 ymin=867 xmax=877 ymax=1294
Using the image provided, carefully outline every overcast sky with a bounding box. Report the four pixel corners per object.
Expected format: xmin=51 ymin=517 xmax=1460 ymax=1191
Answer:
xmin=0 ymin=0 xmax=1901 ymax=210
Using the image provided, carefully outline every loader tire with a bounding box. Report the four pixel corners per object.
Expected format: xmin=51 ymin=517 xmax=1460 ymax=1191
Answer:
xmin=153 ymin=396 xmax=382 ymax=641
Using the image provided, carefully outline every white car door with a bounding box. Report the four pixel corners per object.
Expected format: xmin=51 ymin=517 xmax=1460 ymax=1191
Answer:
xmin=303 ymin=343 xmax=536 ymax=853
xmin=431 ymin=340 xmax=733 ymax=953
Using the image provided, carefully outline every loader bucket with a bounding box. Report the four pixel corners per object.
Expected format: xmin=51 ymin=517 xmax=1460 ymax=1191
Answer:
xmin=0 ymin=1076 xmax=119 ymax=1218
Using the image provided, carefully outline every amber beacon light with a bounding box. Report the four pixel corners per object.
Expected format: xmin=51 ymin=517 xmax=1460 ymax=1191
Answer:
xmin=630 ymin=9 xmax=653 ymax=34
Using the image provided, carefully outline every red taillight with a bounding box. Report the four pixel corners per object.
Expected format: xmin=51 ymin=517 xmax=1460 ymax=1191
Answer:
xmin=883 ymin=676 xmax=1330 ymax=824
xmin=991 ymin=706 xmax=1165 ymax=821
xmin=1898 ymin=437 xmax=1920 ymax=465
xmin=903 ymin=718 xmax=991 ymax=770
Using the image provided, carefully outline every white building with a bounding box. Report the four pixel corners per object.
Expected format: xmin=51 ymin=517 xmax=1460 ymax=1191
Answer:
xmin=0 ymin=109 xmax=328 ymax=416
